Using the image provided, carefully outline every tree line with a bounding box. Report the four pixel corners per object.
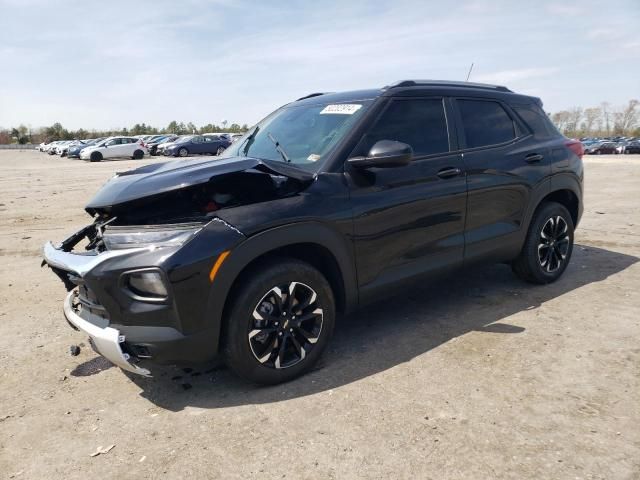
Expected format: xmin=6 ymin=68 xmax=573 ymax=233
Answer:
xmin=1 ymin=99 xmax=639 ymax=145
xmin=0 ymin=120 xmax=250 ymax=145
xmin=551 ymin=99 xmax=639 ymax=138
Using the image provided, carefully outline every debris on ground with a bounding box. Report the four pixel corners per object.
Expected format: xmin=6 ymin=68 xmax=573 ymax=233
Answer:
xmin=89 ymin=444 xmax=115 ymax=457
xmin=69 ymin=345 xmax=81 ymax=356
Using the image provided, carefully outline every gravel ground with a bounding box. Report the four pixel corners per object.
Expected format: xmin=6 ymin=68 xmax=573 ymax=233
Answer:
xmin=0 ymin=151 xmax=638 ymax=479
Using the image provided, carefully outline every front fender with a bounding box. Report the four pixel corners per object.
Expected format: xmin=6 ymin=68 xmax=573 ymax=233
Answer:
xmin=205 ymin=221 xmax=358 ymax=351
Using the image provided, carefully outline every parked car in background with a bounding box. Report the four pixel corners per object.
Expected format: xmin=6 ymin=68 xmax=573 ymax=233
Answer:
xmin=50 ymin=141 xmax=71 ymax=155
xmin=163 ymin=134 xmax=230 ymax=157
xmin=68 ymin=138 xmax=105 ymax=158
xmin=58 ymin=140 xmax=87 ymax=157
xmin=155 ymin=136 xmax=185 ymax=155
xmin=624 ymin=142 xmax=640 ymax=154
xmin=146 ymin=135 xmax=178 ymax=156
xmin=587 ymin=142 xmax=618 ymax=154
xmin=80 ymin=136 xmax=147 ymax=162
xmin=44 ymin=141 xmax=61 ymax=154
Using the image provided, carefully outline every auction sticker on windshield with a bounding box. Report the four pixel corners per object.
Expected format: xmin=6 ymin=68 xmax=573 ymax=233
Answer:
xmin=320 ymin=104 xmax=362 ymax=115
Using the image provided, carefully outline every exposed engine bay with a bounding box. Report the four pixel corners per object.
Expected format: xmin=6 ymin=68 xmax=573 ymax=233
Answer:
xmin=55 ymin=159 xmax=313 ymax=257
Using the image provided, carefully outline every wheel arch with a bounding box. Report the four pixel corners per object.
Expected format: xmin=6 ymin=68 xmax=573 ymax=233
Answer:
xmin=205 ymin=221 xmax=358 ymax=351
xmin=540 ymin=188 xmax=580 ymax=227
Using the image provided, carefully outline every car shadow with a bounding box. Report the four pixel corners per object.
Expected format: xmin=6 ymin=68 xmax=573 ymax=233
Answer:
xmin=125 ymin=244 xmax=638 ymax=411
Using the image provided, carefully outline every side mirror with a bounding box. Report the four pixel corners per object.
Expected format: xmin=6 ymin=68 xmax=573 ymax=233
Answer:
xmin=347 ymin=140 xmax=413 ymax=169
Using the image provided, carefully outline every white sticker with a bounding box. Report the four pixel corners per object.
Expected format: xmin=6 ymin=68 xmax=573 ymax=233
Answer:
xmin=320 ymin=104 xmax=362 ymax=115
xmin=307 ymin=154 xmax=321 ymax=162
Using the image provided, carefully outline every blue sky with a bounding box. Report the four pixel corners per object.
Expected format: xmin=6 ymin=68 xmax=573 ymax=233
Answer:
xmin=0 ymin=0 xmax=638 ymax=130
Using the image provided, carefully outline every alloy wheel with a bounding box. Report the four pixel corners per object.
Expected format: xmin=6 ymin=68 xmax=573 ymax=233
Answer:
xmin=248 ymin=282 xmax=323 ymax=369
xmin=538 ymin=216 xmax=570 ymax=273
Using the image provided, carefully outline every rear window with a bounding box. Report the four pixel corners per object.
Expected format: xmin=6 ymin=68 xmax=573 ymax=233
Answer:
xmin=512 ymin=104 xmax=561 ymax=139
xmin=458 ymin=99 xmax=515 ymax=148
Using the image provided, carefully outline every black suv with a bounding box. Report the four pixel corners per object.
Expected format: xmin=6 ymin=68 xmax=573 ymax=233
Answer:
xmin=43 ymin=80 xmax=584 ymax=384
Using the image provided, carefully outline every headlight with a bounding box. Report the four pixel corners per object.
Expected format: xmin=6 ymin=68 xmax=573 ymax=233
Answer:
xmin=102 ymin=224 xmax=201 ymax=250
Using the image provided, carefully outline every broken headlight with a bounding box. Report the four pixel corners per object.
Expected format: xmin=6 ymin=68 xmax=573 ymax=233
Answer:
xmin=102 ymin=224 xmax=202 ymax=250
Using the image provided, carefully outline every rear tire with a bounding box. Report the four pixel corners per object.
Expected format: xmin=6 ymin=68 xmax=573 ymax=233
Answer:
xmin=224 ymin=258 xmax=335 ymax=384
xmin=512 ymin=202 xmax=574 ymax=284
xmin=89 ymin=151 xmax=103 ymax=162
xmin=216 ymin=146 xmax=225 ymax=156
xmin=132 ymin=149 xmax=144 ymax=160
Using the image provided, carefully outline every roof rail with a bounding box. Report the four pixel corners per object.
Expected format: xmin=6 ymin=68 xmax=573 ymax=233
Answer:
xmin=384 ymin=80 xmax=512 ymax=92
xmin=296 ymin=92 xmax=329 ymax=101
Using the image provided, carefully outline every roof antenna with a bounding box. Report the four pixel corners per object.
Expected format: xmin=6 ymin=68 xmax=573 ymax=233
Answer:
xmin=465 ymin=62 xmax=474 ymax=82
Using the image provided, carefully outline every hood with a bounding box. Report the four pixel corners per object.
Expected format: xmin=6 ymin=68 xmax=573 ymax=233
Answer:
xmin=85 ymin=156 xmax=314 ymax=214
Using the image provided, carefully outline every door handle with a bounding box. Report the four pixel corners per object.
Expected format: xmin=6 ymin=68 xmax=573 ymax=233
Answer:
xmin=437 ymin=167 xmax=462 ymax=179
xmin=525 ymin=153 xmax=544 ymax=163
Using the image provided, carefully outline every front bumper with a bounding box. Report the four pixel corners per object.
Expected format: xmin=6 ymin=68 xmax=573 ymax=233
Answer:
xmin=63 ymin=290 xmax=151 ymax=376
xmin=43 ymin=219 xmax=246 ymax=374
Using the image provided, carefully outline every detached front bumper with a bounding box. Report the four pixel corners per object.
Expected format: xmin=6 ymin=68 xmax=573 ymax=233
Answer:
xmin=63 ymin=290 xmax=151 ymax=376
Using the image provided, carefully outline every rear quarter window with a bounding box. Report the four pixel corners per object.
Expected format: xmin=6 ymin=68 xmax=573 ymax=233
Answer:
xmin=457 ymin=99 xmax=515 ymax=148
xmin=512 ymin=104 xmax=562 ymax=139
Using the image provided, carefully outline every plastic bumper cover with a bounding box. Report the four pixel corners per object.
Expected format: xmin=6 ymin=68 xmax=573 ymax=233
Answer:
xmin=63 ymin=290 xmax=151 ymax=376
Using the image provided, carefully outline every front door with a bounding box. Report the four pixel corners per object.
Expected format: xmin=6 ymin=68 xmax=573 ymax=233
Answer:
xmin=346 ymin=97 xmax=467 ymax=301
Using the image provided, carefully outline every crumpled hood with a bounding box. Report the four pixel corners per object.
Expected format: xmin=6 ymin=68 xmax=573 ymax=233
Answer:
xmin=85 ymin=156 xmax=314 ymax=214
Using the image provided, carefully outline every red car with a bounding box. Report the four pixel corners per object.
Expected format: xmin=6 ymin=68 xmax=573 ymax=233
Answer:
xmin=589 ymin=142 xmax=618 ymax=154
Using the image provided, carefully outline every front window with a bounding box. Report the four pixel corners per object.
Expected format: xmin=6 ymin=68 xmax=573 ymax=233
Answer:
xmin=222 ymin=100 xmax=373 ymax=169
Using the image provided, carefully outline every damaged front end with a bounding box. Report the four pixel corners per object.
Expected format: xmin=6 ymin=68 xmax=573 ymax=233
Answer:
xmin=42 ymin=156 xmax=313 ymax=375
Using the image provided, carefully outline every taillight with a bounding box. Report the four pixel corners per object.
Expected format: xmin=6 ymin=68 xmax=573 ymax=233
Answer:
xmin=565 ymin=138 xmax=584 ymax=158
xmin=139 ymin=140 xmax=144 ymax=146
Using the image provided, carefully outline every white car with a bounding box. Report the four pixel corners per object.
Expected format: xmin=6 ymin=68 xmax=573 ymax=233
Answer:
xmin=54 ymin=141 xmax=74 ymax=156
xmin=46 ymin=141 xmax=65 ymax=154
xmin=80 ymin=136 xmax=147 ymax=162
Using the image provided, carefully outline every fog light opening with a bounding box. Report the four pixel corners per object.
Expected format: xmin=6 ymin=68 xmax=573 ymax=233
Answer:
xmin=125 ymin=270 xmax=168 ymax=300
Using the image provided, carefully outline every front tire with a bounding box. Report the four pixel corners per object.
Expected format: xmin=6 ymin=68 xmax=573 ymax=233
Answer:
xmin=178 ymin=147 xmax=188 ymax=157
xmin=216 ymin=146 xmax=225 ymax=156
xmin=512 ymin=201 xmax=574 ymax=284
xmin=224 ymin=258 xmax=335 ymax=384
xmin=89 ymin=151 xmax=103 ymax=162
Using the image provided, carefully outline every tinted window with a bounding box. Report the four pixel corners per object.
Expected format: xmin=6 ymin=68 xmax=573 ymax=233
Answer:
xmin=513 ymin=104 xmax=561 ymax=139
xmin=359 ymin=99 xmax=449 ymax=156
xmin=458 ymin=100 xmax=515 ymax=148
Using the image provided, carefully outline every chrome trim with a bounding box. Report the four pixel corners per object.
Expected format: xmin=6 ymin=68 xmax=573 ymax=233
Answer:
xmin=43 ymin=241 xmax=150 ymax=276
xmin=63 ymin=291 xmax=151 ymax=376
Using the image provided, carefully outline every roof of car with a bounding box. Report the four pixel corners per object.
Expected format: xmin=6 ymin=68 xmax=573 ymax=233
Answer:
xmin=293 ymin=80 xmax=539 ymax=106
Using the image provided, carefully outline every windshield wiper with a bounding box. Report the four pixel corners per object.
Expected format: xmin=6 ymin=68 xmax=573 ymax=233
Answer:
xmin=240 ymin=126 xmax=259 ymax=156
xmin=267 ymin=132 xmax=291 ymax=163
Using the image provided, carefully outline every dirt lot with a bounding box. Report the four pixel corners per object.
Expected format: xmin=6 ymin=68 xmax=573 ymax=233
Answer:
xmin=0 ymin=150 xmax=638 ymax=479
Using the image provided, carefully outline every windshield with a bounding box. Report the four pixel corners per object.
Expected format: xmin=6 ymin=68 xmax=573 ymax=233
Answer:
xmin=222 ymin=100 xmax=373 ymax=169
xmin=177 ymin=136 xmax=194 ymax=143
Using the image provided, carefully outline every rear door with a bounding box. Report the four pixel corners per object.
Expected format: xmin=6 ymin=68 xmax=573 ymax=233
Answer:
xmin=452 ymin=98 xmax=550 ymax=263
xmin=347 ymin=96 xmax=467 ymax=300
xmin=121 ymin=138 xmax=137 ymax=156
xmin=204 ymin=135 xmax=220 ymax=154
